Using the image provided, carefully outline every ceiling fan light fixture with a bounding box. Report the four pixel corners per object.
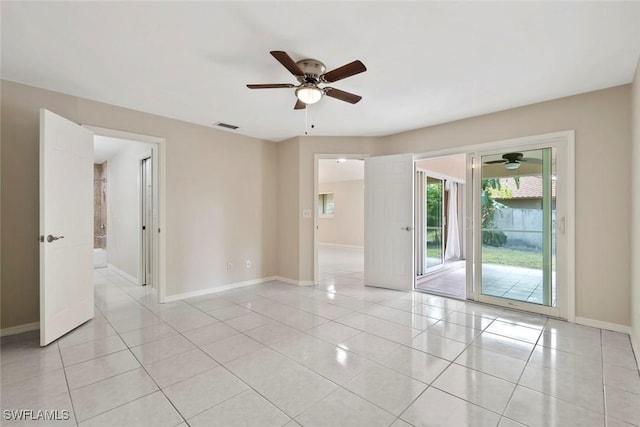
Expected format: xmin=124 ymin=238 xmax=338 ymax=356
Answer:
xmin=505 ymin=162 xmax=521 ymax=170
xmin=296 ymin=84 xmax=323 ymax=104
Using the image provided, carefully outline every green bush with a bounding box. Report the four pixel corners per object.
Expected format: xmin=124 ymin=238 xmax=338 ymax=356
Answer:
xmin=482 ymin=230 xmax=507 ymax=247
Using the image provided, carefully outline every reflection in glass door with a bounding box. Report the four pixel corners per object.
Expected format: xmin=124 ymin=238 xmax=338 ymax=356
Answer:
xmin=479 ymin=148 xmax=556 ymax=308
xmin=426 ymin=176 xmax=444 ymax=271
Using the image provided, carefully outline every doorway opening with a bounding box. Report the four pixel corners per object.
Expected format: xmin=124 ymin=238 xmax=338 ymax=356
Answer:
xmin=406 ymin=131 xmax=574 ymax=319
xmin=91 ymin=133 xmax=160 ymax=292
xmin=414 ymin=155 xmax=467 ymax=299
xmin=314 ymin=155 xmax=367 ymax=287
xmin=471 ymin=136 xmax=574 ymax=319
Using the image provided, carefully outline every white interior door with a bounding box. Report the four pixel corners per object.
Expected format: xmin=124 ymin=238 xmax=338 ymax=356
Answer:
xmin=365 ymin=153 xmax=414 ymax=290
xmin=40 ymin=109 xmax=94 ymax=346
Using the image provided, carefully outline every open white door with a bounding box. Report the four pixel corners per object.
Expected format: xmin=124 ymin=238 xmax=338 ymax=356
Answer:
xmin=365 ymin=153 xmax=414 ymax=290
xmin=40 ymin=109 xmax=94 ymax=346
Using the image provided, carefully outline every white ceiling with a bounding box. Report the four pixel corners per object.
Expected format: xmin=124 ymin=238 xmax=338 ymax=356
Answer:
xmin=2 ymin=2 xmax=639 ymax=142
xmin=93 ymin=136 xmax=130 ymax=163
xmin=319 ymin=159 xmax=364 ymax=184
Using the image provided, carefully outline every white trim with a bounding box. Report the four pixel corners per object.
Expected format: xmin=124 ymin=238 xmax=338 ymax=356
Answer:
xmin=413 ymin=130 xmax=575 ymax=162
xmin=318 ymin=243 xmax=364 ymax=249
xmin=275 ymin=276 xmax=315 ymax=286
xmin=83 ymin=126 xmax=165 ymax=145
xmin=415 ymin=167 xmax=465 ymax=184
xmin=85 ymin=125 xmax=167 ymax=304
xmin=138 ymin=152 xmax=153 ymax=288
xmin=1 ymin=322 xmax=40 ymax=337
xmin=314 ymin=153 xmax=369 ymax=285
xmin=565 ymin=131 xmax=576 ymax=322
xmin=108 ymin=264 xmax=138 ymax=284
xmin=575 ymin=317 xmax=633 ymax=335
xmin=164 ymin=276 xmax=279 ymax=302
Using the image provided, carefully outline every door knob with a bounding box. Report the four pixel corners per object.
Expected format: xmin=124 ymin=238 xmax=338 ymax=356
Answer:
xmin=46 ymin=235 xmax=64 ymax=242
xmin=401 ymin=227 xmax=413 ymax=231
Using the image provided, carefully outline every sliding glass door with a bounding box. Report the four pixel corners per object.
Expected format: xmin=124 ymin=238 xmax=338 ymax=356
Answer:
xmin=426 ymin=176 xmax=444 ymax=271
xmin=471 ymin=137 xmax=571 ymax=318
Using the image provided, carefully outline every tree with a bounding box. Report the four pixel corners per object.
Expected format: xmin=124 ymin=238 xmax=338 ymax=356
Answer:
xmin=481 ymin=178 xmax=508 ymax=246
xmin=426 ymin=183 xmax=442 ymax=244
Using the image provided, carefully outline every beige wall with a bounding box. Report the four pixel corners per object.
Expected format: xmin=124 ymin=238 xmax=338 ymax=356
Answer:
xmin=380 ymin=85 xmax=632 ymax=326
xmin=415 ymin=156 xmax=466 ymax=181
xmin=287 ymin=87 xmax=634 ymax=327
xmin=318 ymin=180 xmax=364 ymax=247
xmin=0 ymin=80 xmax=278 ymax=329
xmin=105 ymin=140 xmax=153 ymax=280
xmin=2 ymin=79 xmax=636 ymax=331
xmin=631 ymin=58 xmax=640 ymax=355
xmin=277 ymin=138 xmax=300 ymax=281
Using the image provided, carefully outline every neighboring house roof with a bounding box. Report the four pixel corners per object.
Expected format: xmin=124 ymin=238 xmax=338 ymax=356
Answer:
xmin=494 ymin=176 xmax=556 ymax=199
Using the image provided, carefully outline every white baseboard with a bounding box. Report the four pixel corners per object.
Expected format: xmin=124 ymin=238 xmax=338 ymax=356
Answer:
xmin=274 ymin=276 xmax=315 ymax=286
xmin=318 ymin=243 xmax=364 ymax=249
xmin=0 ymin=321 xmax=40 ymax=337
xmin=163 ymin=276 xmax=278 ymax=303
xmin=108 ymin=264 xmax=138 ymax=284
xmin=575 ymin=316 xmax=632 ymax=335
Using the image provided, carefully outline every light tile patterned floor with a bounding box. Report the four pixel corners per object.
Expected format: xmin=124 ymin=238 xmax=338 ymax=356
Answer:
xmin=1 ymin=268 xmax=639 ymax=426
xmin=417 ymin=262 xmax=557 ymax=306
xmin=417 ymin=261 xmax=467 ymax=298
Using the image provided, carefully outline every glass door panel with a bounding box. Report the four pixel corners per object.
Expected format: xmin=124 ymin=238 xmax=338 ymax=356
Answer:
xmin=479 ymin=148 xmax=556 ymax=307
xmin=426 ymin=176 xmax=444 ymax=271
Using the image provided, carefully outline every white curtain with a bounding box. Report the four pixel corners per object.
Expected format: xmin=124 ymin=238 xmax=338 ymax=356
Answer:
xmin=444 ymin=180 xmax=461 ymax=261
xmin=415 ymin=170 xmax=426 ymax=276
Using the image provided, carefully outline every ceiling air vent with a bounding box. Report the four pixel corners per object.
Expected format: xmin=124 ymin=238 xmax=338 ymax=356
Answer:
xmin=214 ymin=122 xmax=239 ymax=130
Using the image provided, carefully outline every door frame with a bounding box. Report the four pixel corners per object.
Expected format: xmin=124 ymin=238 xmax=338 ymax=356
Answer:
xmin=415 ymin=167 xmax=463 ymax=275
xmin=84 ymin=125 xmax=167 ymax=303
xmin=472 ymin=136 xmax=573 ymax=319
xmin=138 ymin=153 xmax=153 ymax=288
xmin=414 ymin=130 xmax=575 ymax=321
xmin=313 ymin=153 xmax=369 ymax=285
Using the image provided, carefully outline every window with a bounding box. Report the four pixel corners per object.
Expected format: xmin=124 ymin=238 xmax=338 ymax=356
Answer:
xmin=318 ymin=192 xmax=334 ymax=217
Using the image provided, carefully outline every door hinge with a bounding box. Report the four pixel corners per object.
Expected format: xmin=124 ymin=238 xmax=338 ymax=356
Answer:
xmin=158 ymin=228 xmax=161 ymax=233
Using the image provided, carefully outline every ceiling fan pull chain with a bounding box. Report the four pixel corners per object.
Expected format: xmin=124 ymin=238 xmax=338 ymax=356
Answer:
xmin=305 ymin=105 xmax=308 ymax=134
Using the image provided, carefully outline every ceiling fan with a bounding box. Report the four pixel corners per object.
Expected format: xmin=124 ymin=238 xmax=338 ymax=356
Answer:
xmin=483 ymin=152 xmax=543 ymax=170
xmin=247 ymin=51 xmax=366 ymax=109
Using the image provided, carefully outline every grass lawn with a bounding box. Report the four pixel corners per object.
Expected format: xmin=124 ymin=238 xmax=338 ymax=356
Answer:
xmin=426 ymin=247 xmax=441 ymax=258
xmin=482 ymin=246 xmax=549 ymax=269
xmin=427 ymin=245 xmax=552 ymax=270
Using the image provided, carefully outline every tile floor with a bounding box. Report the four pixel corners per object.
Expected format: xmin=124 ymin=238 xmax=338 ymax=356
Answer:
xmin=416 ymin=261 xmax=466 ymax=298
xmin=317 ymin=244 xmax=365 ymax=287
xmin=417 ymin=262 xmax=557 ymax=307
xmin=1 ymin=267 xmax=639 ymax=427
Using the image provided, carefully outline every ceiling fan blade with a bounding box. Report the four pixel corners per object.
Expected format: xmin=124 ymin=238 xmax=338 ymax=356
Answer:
xmin=483 ymin=160 xmax=508 ymax=164
xmin=325 ymin=87 xmax=362 ymax=104
xmin=322 ymin=60 xmax=367 ymax=83
xmin=294 ymin=99 xmax=306 ymax=110
xmin=270 ymin=51 xmax=304 ymax=76
xmin=520 ymin=158 xmax=543 ymax=164
xmin=247 ymin=83 xmax=295 ymax=89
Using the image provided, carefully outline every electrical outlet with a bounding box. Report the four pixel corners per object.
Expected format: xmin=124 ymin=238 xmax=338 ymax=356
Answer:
xmin=246 ymin=260 xmax=251 ymax=268
xmin=227 ymin=262 xmax=233 ymax=271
